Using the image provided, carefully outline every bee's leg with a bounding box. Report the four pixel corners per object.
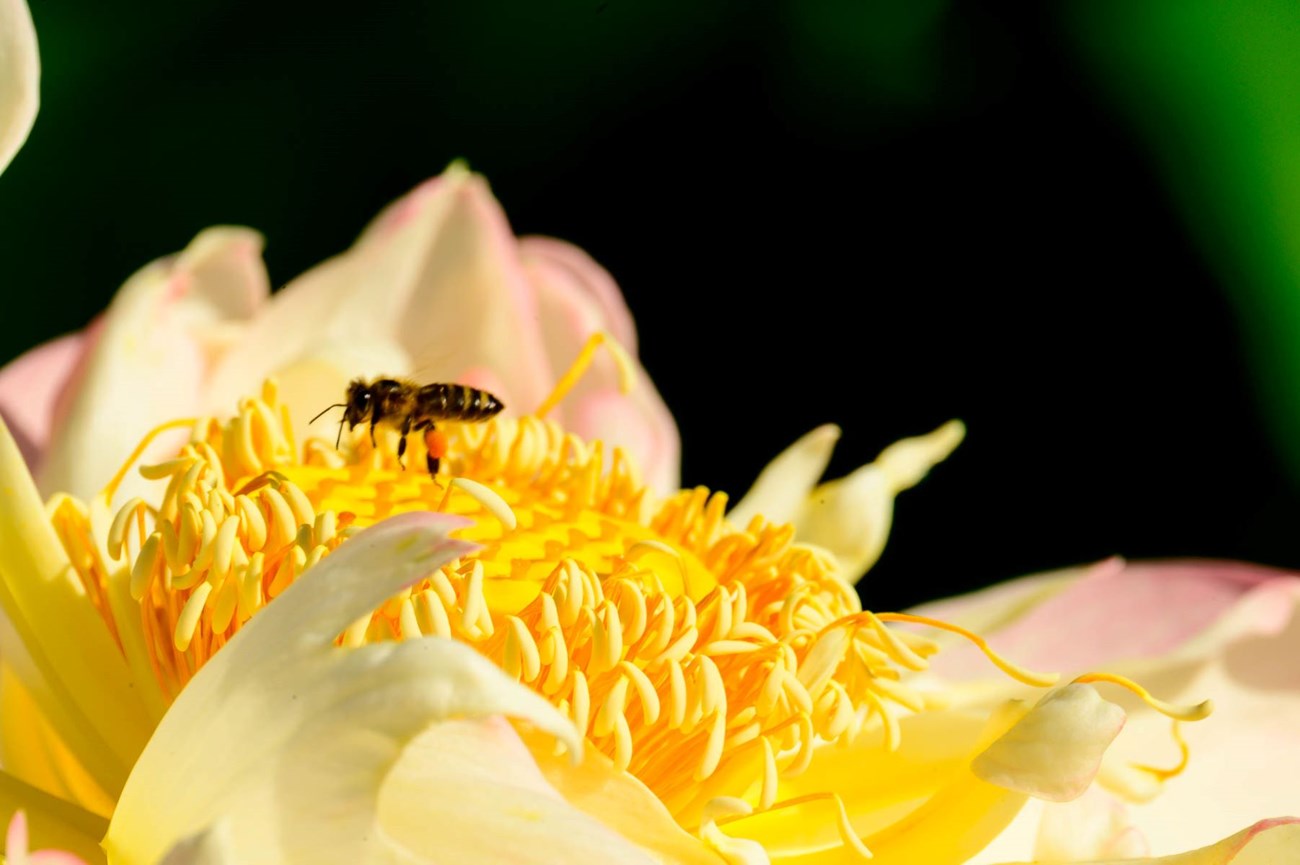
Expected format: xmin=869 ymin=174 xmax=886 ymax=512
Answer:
xmin=423 ymin=423 xmax=445 ymax=476
xmin=396 ymin=415 xmax=413 ymax=469
xmin=370 ymin=402 xmax=381 ymax=447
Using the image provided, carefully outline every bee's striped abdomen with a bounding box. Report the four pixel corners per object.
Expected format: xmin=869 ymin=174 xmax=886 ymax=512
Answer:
xmin=416 ymin=383 xmax=505 ymax=423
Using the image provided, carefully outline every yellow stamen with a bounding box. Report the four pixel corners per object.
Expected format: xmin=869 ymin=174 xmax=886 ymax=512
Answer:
xmin=1132 ymin=720 xmax=1191 ymax=783
xmin=875 ymin=612 xmax=1060 ymax=687
xmin=533 ymin=331 xmax=635 ymax=418
xmin=103 ymin=418 xmax=198 ymax=502
xmin=1073 ymin=671 xmax=1213 ymax=722
xmin=42 ymin=346 xmax=1211 ymax=858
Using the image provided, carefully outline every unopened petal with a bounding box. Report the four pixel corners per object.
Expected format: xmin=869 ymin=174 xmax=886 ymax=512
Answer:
xmin=0 ymin=0 xmax=37 ymax=175
xmin=520 ymin=236 xmax=638 ymax=351
xmin=206 ymin=167 xmax=558 ymax=439
xmin=39 ymin=228 xmax=269 ymax=503
xmin=521 ymin=238 xmax=680 ymax=490
xmin=106 ymin=512 xmax=589 ymax=864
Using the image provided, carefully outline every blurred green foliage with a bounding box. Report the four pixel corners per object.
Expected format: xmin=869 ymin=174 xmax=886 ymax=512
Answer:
xmin=1066 ymin=1 xmax=1300 ymax=483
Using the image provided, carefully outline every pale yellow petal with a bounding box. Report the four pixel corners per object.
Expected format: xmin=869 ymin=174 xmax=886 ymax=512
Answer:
xmin=0 ymin=669 xmax=114 ymax=818
xmin=157 ymin=823 xmax=235 ymax=865
xmin=378 ymin=720 xmax=667 ymax=865
xmin=0 ymin=417 xmax=151 ymax=802
xmin=728 ymin=425 xmax=841 ymax=528
xmin=972 ymin=685 xmax=1124 ymax=803
xmin=0 ymin=0 xmax=37 ymax=175
xmin=106 ymin=512 xmax=589 ymax=864
xmin=990 ymin=818 xmax=1300 ymax=865
xmin=0 ymin=770 xmax=106 ymax=865
xmin=724 ymin=700 xmax=1031 ymax=864
xmin=39 ymin=228 xmax=269 ymax=503
xmin=522 ymin=731 xmax=724 ymax=864
xmin=1032 ymin=788 xmax=1148 ymax=860
xmin=793 ymin=420 xmax=964 ymax=582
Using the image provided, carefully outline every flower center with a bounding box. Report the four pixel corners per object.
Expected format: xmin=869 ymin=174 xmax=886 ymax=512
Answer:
xmin=46 ymin=339 xmax=1205 ymax=836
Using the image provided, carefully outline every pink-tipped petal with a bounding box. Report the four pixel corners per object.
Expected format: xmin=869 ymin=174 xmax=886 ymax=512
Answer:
xmin=0 ymin=333 xmax=87 ymax=471
xmin=568 ymin=384 xmax=681 ymax=495
xmin=525 ymin=242 xmax=680 ymax=491
xmin=923 ymin=561 xmax=1300 ymax=858
xmin=926 ymin=560 xmax=1298 ymax=680
xmin=206 ymin=167 xmax=558 ymax=438
xmin=520 ymin=236 xmax=638 ymax=352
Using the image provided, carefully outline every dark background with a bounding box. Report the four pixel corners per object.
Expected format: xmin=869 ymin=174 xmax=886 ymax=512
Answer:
xmin=2 ymin=2 xmax=1293 ymax=610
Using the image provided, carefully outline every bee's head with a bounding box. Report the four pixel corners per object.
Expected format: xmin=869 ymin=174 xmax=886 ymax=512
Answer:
xmin=343 ymin=379 xmax=373 ymax=428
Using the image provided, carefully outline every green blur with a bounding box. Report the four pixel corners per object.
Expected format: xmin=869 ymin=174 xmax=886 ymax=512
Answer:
xmin=1066 ymin=1 xmax=1300 ymax=483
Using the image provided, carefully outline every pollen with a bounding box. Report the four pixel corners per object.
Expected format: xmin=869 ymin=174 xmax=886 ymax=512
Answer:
xmin=46 ymin=339 xmax=1207 ymax=846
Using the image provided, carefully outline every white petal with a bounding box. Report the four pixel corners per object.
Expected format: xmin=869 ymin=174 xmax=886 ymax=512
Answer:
xmin=0 ymin=0 xmax=37 ymax=175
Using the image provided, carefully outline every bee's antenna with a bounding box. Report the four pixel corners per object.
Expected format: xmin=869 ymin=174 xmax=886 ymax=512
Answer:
xmin=336 ymin=418 xmax=346 ymax=450
xmin=310 ymin=404 xmax=346 ymax=425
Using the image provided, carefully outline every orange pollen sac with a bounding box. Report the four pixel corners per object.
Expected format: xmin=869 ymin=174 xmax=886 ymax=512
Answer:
xmin=50 ymin=379 xmax=1059 ymax=830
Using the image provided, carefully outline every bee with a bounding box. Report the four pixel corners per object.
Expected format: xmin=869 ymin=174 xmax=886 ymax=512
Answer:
xmin=312 ymin=379 xmax=505 ymax=475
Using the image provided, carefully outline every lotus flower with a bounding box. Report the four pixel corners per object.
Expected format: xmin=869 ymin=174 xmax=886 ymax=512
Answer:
xmin=1 ymin=4 xmax=1296 ymax=862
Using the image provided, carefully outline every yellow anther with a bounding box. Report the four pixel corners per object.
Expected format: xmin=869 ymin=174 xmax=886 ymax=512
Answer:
xmin=107 ymin=497 xmax=147 ymax=561
xmin=570 ymin=670 xmax=591 ymax=739
xmin=593 ymin=676 xmax=629 ymax=738
xmin=415 ymin=589 xmax=452 ymax=639
xmin=129 ymin=533 xmax=162 ymax=600
xmin=397 ymin=597 xmax=421 ymax=640
xmin=697 ymin=711 xmax=727 ymax=780
xmin=260 ymin=486 xmax=298 ymax=549
xmin=759 ymin=737 xmax=778 ymax=810
xmin=341 ymin=613 xmax=371 ymax=648
xmin=210 ymin=577 xmax=239 ymax=633
xmin=617 ymin=661 xmax=661 ymax=725
xmin=174 ymin=582 xmax=212 ymax=652
xmin=279 ymin=481 xmax=316 ymax=530
xmin=211 ymin=516 xmax=240 ymax=581
xmin=448 ymin=477 xmax=516 ymax=532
